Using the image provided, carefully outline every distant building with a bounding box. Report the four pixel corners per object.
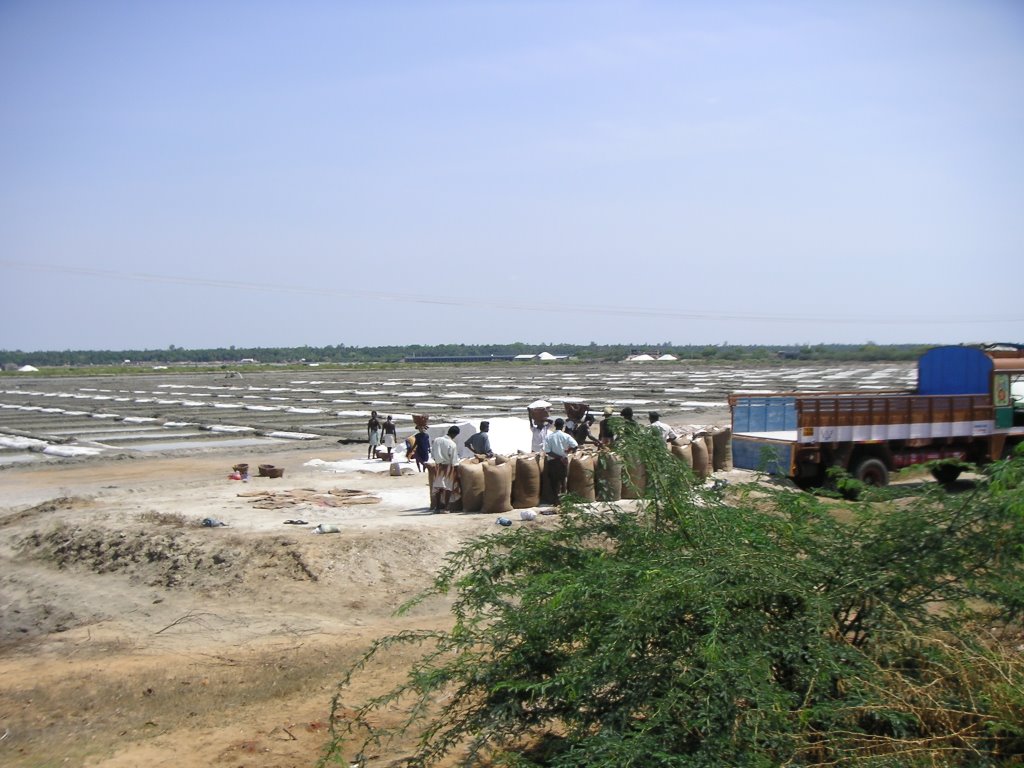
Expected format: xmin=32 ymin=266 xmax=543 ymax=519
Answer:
xmin=514 ymin=352 xmax=568 ymax=361
xmin=402 ymin=355 xmax=517 ymax=363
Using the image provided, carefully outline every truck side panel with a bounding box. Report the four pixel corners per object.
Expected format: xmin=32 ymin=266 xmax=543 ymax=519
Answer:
xmin=795 ymin=394 xmax=993 ymax=444
xmin=731 ymin=396 xmax=797 ymax=433
xmin=731 ymin=434 xmax=795 ymax=476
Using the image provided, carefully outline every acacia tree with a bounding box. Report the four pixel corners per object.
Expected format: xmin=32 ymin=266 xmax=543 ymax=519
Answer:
xmin=322 ymin=432 xmax=1024 ymax=767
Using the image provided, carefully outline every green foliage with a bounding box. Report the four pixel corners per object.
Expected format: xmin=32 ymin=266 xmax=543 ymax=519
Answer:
xmin=323 ymin=441 xmax=1024 ymax=767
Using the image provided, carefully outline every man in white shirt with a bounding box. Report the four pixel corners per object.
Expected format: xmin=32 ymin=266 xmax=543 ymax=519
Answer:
xmin=648 ymin=411 xmax=678 ymax=442
xmin=430 ymin=425 xmax=461 ymax=512
xmin=529 ymin=411 xmax=551 ymax=453
xmin=543 ymin=418 xmax=578 ymax=499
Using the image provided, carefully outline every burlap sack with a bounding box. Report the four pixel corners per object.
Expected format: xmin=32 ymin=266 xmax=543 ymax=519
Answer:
xmin=621 ymin=458 xmax=647 ymax=499
xmin=413 ymin=414 xmax=429 ymax=428
xmin=566 ymin=453 xmax=596 ymax=502
xmin=528 ymin=406 xmax=550 ymax=426
xmin=482 ymin=462 xmax=513 ymax=515
xmin=703 ymin=434 xmax=715 ymax=470
xmin=711 ymin=426 xmax=733 ymax=471
xmin=691 ymin=438 xmax=710 ymax=478
xmin=539 ymin=453 xmax=557 ymax=505
xmin=564 ymin=401 xmax=589 ymax=421
xmin=512 ymin=455 xmax=541 ymax=509
xmin=595 ymin=452 xmax=622 ymax=501
xmin=671 ymin=442 xmax=694 ymax=469
xmin=494 ymin=454 xmax=516 ymax=483
xmin=459 ymin=461 xmax=486 ymax=513
xmin=427 ymin=463 xmax=439 ymax=508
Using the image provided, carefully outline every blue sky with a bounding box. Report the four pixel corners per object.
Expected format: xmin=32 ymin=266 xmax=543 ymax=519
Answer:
xmin=1 ymin=0 xmax=1021 ymax=351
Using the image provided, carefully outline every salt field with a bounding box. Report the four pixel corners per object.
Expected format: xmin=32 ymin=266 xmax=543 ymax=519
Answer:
xmin=0 ymin=361 xmax=916 ymax=465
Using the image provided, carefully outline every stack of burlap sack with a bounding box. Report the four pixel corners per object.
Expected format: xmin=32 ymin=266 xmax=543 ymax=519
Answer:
xmin=426 ymin=425 xmax=732 ymax=512
xmin=668 ymin=425 xmax=733 ymax=479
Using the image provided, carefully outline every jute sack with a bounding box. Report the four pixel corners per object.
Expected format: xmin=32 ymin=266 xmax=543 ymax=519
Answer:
xmin=703 ymin=434 xmax=715 ymax=471
xmin=427 ymin=463 xmax=439 ymax=508
xmin=564 ymin=401 xmax=589 ymax=422
xmin=512 ymin=455 xmax=541 ymax=509
xmin=539 ymin=453 xmax=558 ymax=505
xmin=621 ymin=458 xmax=647 ymax=499
xmin=711 ymin=426 xmax=733 ymax=471
xmin=482 ymin=462 xmax=513 ymax=515
xmin=691 ymin=438 xmax=710 ymax=478
xmin=567 ymin=454 xmax=596 ymax=502
xmin=671 ymin=441 xmax=694 ymax=469
xmin=494 ymin=454 xmax=516 ymax=483
xmin=459 ymin=461 xmax=486 ymax=513
xmin=595 ymin=452 xmax=622 ymax=501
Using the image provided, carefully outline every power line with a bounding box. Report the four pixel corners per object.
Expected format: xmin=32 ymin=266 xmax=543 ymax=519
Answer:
xmin=3 ymin=258 xmax=1021 ymax=326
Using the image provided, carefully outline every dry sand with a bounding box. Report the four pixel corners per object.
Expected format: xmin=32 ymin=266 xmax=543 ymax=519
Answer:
xmin=1 ymin=441 xmax=579 ymax=767
xmin=0 ymin=361 xmax=928 ymax=765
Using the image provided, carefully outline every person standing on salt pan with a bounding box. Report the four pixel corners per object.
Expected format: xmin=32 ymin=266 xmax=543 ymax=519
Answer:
xmin=430 ymin=426 xmax=461 ymax=513
xmin=382 ymin=415 xmax=397 ymax=453
xmin=413 ymin=425 xmax=431 ymax=473
xmin=543 ymin=418 xmax=578 ymax=499
xmin=367 ymin=411 xmax=381 ymax=459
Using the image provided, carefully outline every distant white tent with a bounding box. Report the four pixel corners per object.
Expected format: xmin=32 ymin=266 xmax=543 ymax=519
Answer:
xmin=657 ymin=354 xmax=678 ymax=361
xmin=17 ymin=364 xmax=39 ymax=372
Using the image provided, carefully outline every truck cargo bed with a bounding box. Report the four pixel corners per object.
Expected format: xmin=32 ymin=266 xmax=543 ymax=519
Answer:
xmin=731 ymin=393 xmax=994 ymax=444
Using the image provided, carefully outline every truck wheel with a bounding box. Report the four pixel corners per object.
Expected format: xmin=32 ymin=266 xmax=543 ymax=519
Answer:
xmin=852 ymin=457 xmax=889 ymax=487
xmin=930 ymin=464 xmax=962 ymax=484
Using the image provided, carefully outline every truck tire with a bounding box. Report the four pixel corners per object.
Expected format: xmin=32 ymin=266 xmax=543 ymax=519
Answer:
xmin=930 ymin=464 xmax=962 ymax=484
xmin=852 ymin=457 xmax=889 ymax=487
xmin=793 ymin=462 xmax=825 ymax=490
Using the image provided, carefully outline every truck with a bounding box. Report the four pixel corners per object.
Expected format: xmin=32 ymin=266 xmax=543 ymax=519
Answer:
xmin=729 ymin=345 xmax=1024 ymax=488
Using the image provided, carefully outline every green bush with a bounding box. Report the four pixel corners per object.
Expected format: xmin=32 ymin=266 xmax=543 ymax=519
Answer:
xmin=323 ymin=435 xmax=1024 ymax=767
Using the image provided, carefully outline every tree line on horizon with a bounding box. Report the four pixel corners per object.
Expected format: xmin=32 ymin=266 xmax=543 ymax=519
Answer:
xmin=0 ymin=342 xmax=929 ymax=369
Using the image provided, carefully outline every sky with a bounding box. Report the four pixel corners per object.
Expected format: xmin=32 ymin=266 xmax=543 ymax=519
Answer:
xmin=1 ymin=0 xmax=1022 ymax=352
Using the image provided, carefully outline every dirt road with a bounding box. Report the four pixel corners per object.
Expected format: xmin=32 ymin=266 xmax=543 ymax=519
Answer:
xmin=0 ymin=443 xmax=535 ymax=767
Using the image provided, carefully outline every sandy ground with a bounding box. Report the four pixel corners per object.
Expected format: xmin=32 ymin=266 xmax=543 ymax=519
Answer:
xmin=1 ymin=441 xmax=594 ymax=768
xmin=0 ymin=362 xmax=927 ymax=766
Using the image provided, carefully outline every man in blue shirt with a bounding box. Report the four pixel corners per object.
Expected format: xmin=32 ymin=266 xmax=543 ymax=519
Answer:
xmin=464 ymin=421 xmax=494 ymax=458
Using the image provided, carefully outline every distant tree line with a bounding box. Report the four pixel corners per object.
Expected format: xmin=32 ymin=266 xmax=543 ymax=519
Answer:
xmin=0 ymin=342 xmax=932 ymax=369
